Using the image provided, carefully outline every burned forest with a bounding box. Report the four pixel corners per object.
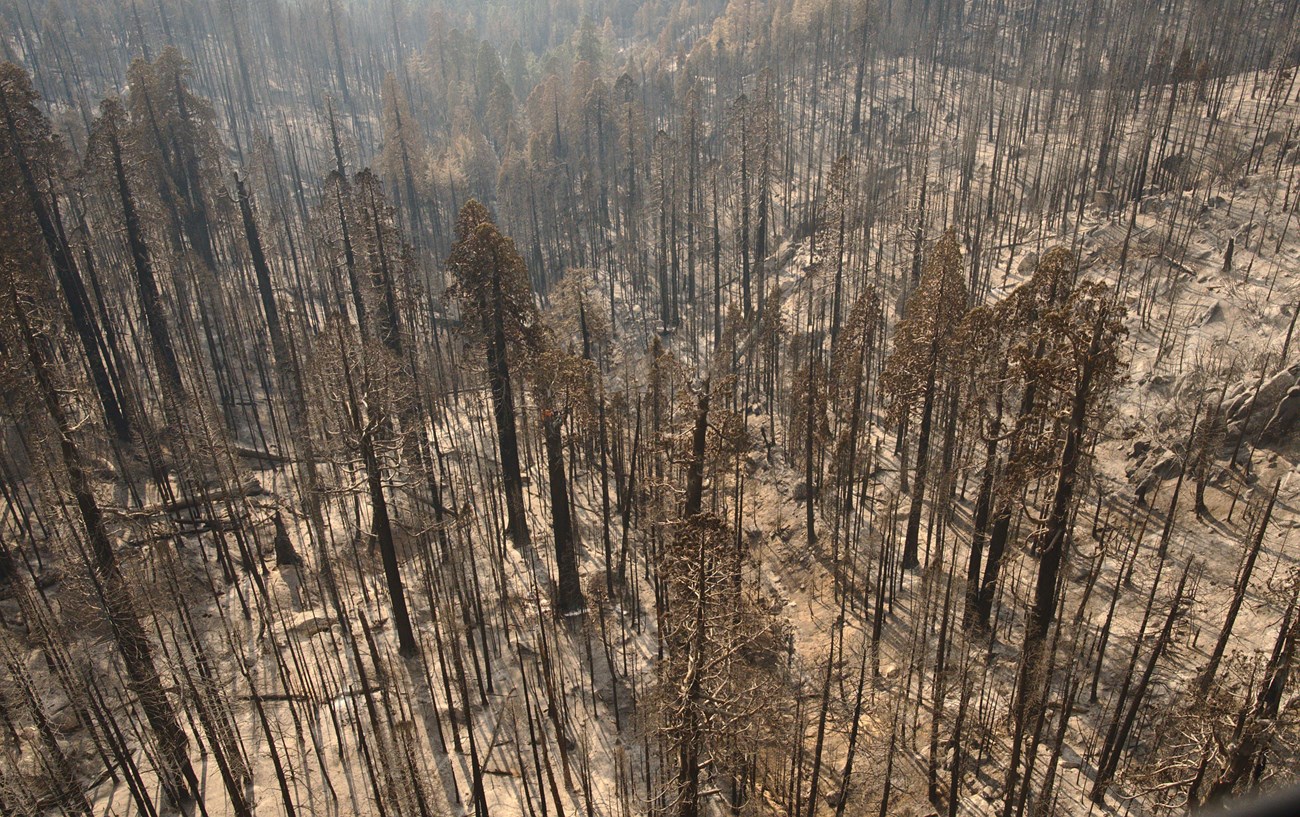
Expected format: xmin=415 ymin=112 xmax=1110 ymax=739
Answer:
xmin=2 ymin=0 xmax=1300 ymax=815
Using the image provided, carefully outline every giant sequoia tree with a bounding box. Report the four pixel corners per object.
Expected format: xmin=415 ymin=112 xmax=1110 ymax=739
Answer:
xmin=1006 ymin=273 xmax=1127 ymax=810
xmin=125 ymin=47 xmax=225 ymax=273
xmin=883 ymin=230 xmax=969 ymax=569
xmin=1023 ymin=280 xmax=1126 ymax=649
xmin=530 ymin=341 xmax=595 ymax=616
xmin=963 ymin=247 xmax=1081 ymax=632
xmin=447 ymin=200 xmax=538 ymax=547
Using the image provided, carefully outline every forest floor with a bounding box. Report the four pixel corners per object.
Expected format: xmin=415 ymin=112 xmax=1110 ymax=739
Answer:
xmin=13 ymin=65 xmax=1300 ymax=817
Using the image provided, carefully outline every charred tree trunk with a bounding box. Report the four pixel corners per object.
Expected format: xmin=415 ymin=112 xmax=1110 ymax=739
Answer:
xmin=684 ymin=383 xmax=710 ymax=518
xmin=105 ymin=106 xmax=184 ymax=393
xmin=488 ymin=242 xmax=531 ymax=547
xmin=544 ymin=408 xmax=584 ymax=616
xmin=902 ymin=365 xmax=936 ymax=569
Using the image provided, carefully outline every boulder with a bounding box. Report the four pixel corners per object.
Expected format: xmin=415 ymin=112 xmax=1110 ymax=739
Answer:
xmin=1126 ymin=440 xmax=1152 ymax=463
xmin=34 ymin=568 xmax=62 ymax=590
xmin=1017 ymin=252 xmax=1040 ymax=278
xmin=1260 ymin=384 xmax=1300 ymax=444
xmin=1127 ymin=445 xmax=1180 ymax=504
xmin=50 ymin=705 xmax=83 ymax=734
xmin=1140 ymin=196 xmax=1168 ymax=215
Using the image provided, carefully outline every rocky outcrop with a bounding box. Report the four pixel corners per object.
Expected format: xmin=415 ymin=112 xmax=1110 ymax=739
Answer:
xmin=1222 ymin=363 xmax=1300 ymax=442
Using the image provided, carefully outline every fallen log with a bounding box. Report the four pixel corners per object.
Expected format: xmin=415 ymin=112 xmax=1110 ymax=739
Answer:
xmin=107 ymin=478 xmax=264 ymax=519
xmin=233 ymin=445 xmax=291 ymax=464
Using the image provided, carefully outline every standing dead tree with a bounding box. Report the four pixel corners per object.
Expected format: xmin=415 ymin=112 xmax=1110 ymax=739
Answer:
xmin=649 ymin=512 xmax=791 ymax=817
xmin=308 ymin=322 xmax=419 ymax=657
